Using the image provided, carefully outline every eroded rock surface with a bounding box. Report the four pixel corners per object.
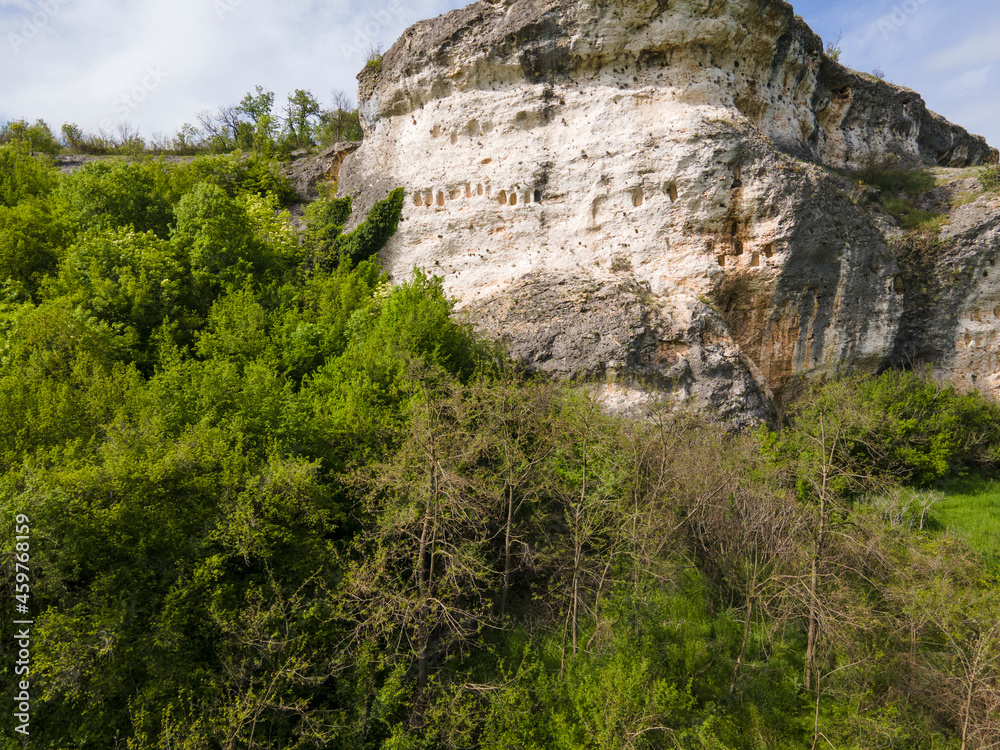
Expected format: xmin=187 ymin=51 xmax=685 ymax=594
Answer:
xmin=338 ymin=0 xmax=1000 ymax=420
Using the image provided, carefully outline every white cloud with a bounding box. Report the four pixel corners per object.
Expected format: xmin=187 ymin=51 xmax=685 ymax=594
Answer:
xmin=800 ymin=0 xmax=1000 ymax=148
xmin=0 ymin=0 xmax=465 ymax=136
xmin=927 ymin=24 xmax=1000 ymax=71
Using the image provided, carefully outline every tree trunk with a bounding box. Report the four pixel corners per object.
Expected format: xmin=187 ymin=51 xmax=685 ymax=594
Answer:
xmin=501 ymin=483 xmax=514 ymax=616
xmin=730 ymin=597 xmax=753 ymax=695
xmin=806 ymin=425 xmax=830 ymax=692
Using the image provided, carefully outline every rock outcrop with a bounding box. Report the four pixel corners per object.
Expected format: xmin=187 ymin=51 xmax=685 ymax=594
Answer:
xmin=338 ymin=0 xmax=1000 ymax=423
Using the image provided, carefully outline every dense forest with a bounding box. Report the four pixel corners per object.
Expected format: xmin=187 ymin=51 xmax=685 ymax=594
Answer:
xmin=1 ymin=141 xmax=1000 ymax=749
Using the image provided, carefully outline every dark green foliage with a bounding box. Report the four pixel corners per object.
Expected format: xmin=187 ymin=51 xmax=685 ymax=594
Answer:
xmin=857 ymin=369 xmax=1000 ymax=483
xmin=55 ymin=160 xmax=174 ymax=237
xmin=0 ymin=200 xmax=67 ymax=293
xmin=337 ymin=188 xmax=405 ymax=266
xmin=305 ymin=188 xmax=405 ymax=270
xmin=303 ymin=193 xmax=353 ymax=264
xmin=769 ymin=370 xmax=1000 ymax=488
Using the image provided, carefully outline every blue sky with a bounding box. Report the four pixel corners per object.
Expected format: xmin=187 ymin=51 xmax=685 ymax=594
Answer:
xmin=1 ymin=0 xmax=997 ymax=148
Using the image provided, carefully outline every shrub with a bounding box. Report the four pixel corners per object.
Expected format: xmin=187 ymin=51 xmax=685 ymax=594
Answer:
xmin=980 ymin=164 xmax=1000 ymax=193
xmin=782 ymin=370 xmax=1000 ymax=486
xmin=0 ymin=143 xmax=58 ymax=207
xmin=55 ymin=160 xmax=173 ymax=237
xmin=854 ymin=159 xmax=936 ymax=196
xmin=0 ymin=118 xmax=61 ymax=154
xmin=366 ymin=43 xmax=384 ymax=72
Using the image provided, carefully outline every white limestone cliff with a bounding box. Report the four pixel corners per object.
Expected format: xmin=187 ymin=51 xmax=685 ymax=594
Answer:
xmin=338 ymin=0 xmax=1000 ymax=423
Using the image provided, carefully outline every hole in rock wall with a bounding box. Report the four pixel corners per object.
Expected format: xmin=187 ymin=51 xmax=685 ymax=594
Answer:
xmin=509 ymin=192 xmax=518 ymax=205
xmin=763 ymin=243 xmax=774 ymax=258
xmin=477 ymin=184 xmax=485 ymax=196
xmin=718 ymin=255 xmax=726 ymax=267
xmin=451 ymin=133 xmax=458 ymax=144
xmin=525 ymin=190 xmax=532 ymax=204
xmin=534 ymin=189 xmax=542 ymax=203
xmin=466 ymin=183 xmax=473 ymax=198
xmin=731 ymin=163 xmax=743 ymax=189
xmin=437 ymin=191 xmax=445 ymax=207
xmin=424 ymin=190 xmax=434 ymax=206
xmin=666 ymin=182 xmax=678 ymax=202
xmin=733 ymin=239 xmax=744 ymax=255
xmin=729 ymin=222 xmax=739 ymax=237
xmin=497 ymin=190 xmax=508 ymax=204
xmin=467 ymin=119 xmax=480 ymax=136
xmin=413 ymin=193 xmax=424 ymax=207
xmin=450 ymin=188 xmax=462 ymax=200
xmin=751 ymin=251 xmax=760 ymax=267
xmin=432 ymin=124 xmax=442 ymax=138
xmin=632 ymin=188 xmax=644 ymax=207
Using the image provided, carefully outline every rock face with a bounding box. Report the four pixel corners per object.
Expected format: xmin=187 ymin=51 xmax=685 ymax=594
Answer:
xmin=338 ymin=0 xmax=1000 ymax=422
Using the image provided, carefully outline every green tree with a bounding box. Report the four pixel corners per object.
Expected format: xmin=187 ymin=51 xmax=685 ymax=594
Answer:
xmin=0 ymin=200 xmax=67 ymax=293
xmin=317 ymin=90 xmax=363 ymax=144
xmin=54 ymin=160 xmax=173 ymax=237
xmin=60 ymin=122 xmax=87 ymax=152
xmin=283 ymin=89 xmax=321 ymax=149
xmin=170 ymin=181 xmax=281 ymax=296
xmin=344 ymin=369 xmax=498 ymax=691
xmin=45 ymin=227 xmax=189 ymax=365
xmin=0 ymin=118 xmax=60 ymax=154
xmin=237 ymin=85 xmax=277 ymax=155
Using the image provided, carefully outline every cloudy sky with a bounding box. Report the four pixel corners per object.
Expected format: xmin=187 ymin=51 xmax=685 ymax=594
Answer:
xmin=1 ymin=0 xmax=998 ymax=148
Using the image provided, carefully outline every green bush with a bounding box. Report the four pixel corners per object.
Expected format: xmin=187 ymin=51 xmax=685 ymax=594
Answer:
xmin=336 ymin=187 xmax=404 ymax=267
xmin=773 ymin=370 xmax=1000 ymax=487
xmin=0 ymin=201 xmax=66 ymax=292
xmin=0 ymin=118 xmax=61 ymax=154
xmin=55 ymin=160 xmax=174 ymax=237
xmin=0 ymin=142 xmax=58 ymax=207
xmin=980 ymin=164 xmax=1000 ymax=193
xmin=854 ymin=161 xmax=936 ymax=195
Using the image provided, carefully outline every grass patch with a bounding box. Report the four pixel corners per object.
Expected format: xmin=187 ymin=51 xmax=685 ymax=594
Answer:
xmin=951 ymin=191 xmax=981 ymax=208
xmin=932 ymin=166 xmax=982 ymax=186
xmin=853 ymin=161 xmax=948 ymax=231
xmin=854 ymin=164 xmax=936 ymax=196
xmin=882 ymin=195 xmax=948 ymax=231
xmin=933 ymin=473 xmax=1000 ymax=564
xmin=980 ymin=164 xmax=1000 ymax=193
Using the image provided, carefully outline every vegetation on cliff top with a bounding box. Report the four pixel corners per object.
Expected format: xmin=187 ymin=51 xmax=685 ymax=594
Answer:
xmin=0 ymin=84 xmax=363 ymax=159
xmin=0 ymin=146 xmax=999 ymax=749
